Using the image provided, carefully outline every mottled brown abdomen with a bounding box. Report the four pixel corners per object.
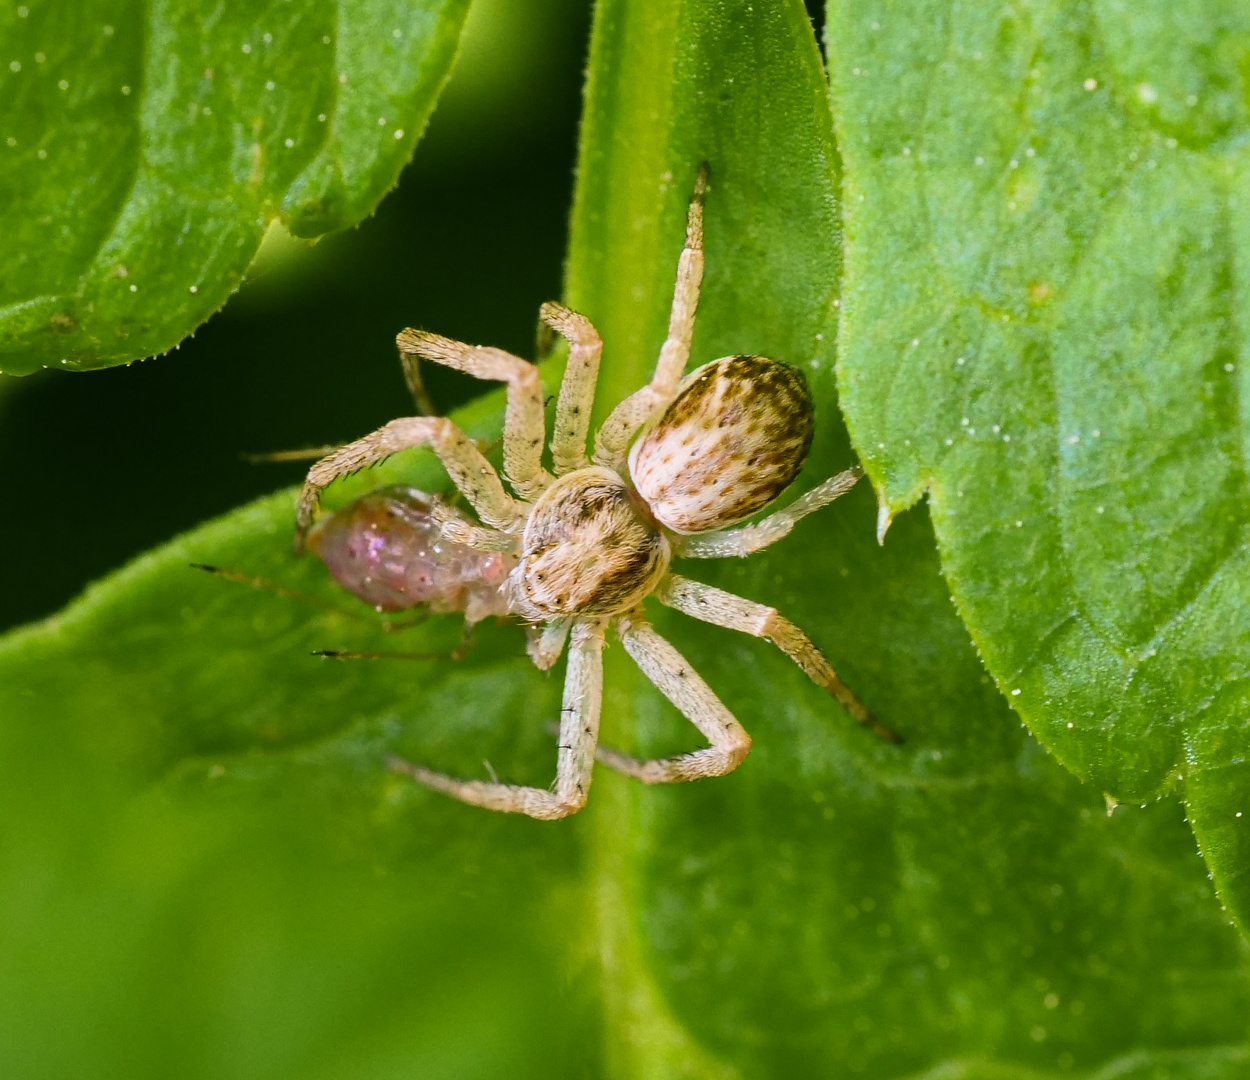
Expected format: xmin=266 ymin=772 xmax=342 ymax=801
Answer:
xmin=628 ymin=355 xmax=814 ymax=534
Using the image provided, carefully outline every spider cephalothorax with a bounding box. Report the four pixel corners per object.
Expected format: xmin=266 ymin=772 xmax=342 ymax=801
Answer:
xmin=294 ymin=165 xmax=893 ymax=821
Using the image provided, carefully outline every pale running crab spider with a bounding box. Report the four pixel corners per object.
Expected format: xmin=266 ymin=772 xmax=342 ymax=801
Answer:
xmin=293 ymin=165 xmax=894 ymax=820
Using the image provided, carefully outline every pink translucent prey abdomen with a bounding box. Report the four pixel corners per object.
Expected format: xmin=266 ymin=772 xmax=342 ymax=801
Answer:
xmin=306 ymin=486 xmax=514 ymax=623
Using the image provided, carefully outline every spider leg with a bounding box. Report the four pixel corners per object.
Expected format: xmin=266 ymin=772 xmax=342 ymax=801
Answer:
xmin=540 ymin=302 xmax=604 ymax=475
xmin=673 ymin=467 xmax=863 ymax=559
xmin=397 ymin=329 xmax=554 ymax=501
xmin=395 ymin=340 xmax=436 ymax=416
xmin=593 ymin=164 xmax=708 ymax=469
xmin=293 ymin=416 xmax=518 ymax=553
xmin=388 ymin=618 xmax=605 ymax=820
xmin=599 ymin=608 xmax=752 ymax=783
xmin=428 ymin=501 xmax=520 ymax=553
xmin=655 ymin=574 xmax=899 ymax=743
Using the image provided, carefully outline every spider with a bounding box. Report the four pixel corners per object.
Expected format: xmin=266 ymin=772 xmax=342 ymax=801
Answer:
xmin=293 ymin=165 xmax=893 ymax=820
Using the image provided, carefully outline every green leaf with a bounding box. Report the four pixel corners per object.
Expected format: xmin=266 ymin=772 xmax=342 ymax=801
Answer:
xmin=2 ymin=1 xmax=1249 ymax=1076
xmin=826 ymin=0 xmax=1250 ymax=927
xmin=0 ymin=0 xmax=470 ymax=375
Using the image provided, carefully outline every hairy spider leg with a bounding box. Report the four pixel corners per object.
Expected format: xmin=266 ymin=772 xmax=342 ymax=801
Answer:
xmin=591 ymin=608 xmax=752 ymax=783
xmin=594 ymin=163 xmax=708 ymax=470
xmin=672 ymin=466 xmax=863 ymax=558
xmin=242 ymin=445 xmax=345 ymax=464
xmin=656 ymin=574 xmax=898 ymax=743
xmin=397 ymin=330 xmax=553 ymax=501
xmin=388 ymin=618 xmax=606 ymax=820
xmin=396 ymin=339 xmax=437 ymax=417
xmin=188 ymin=563 xmax=431 ymax=633
xmin=294 ymin=416 xmax=519 ymax=552
xmin=539 ymin=302 xmax=604 ymax=475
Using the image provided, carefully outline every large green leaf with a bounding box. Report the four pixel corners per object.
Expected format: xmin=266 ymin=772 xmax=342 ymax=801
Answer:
xmin=1 ymin=1 xmax=1248 ymax=1076
xmin=825 ymin=0 xmax=1250 ymax=928
xmin=0 ymin=0 xmax=470 ymax=375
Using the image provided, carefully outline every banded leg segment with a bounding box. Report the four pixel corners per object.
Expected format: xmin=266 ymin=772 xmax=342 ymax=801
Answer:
xmin=389 ymin=619 xmax=605 ymax=820
xmin=602 ymin=610 xmax=752 ymax=784
xmin=540 ymin=302 xmax=603 ymax=475
xmin=656 ymin=574 xmax=898 ymax=743
xmin=673 ymin=467 xmax=863 ymax=559
xmin=398 ymin=329 xmax=553 ymax=500
xmin=594 ymin=165 xmax=708 ymax=469
xmin=294 ymin=416 xmax=518 ymax=552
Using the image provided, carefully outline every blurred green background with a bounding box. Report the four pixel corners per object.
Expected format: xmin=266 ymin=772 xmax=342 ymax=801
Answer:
xmin=0 ymin=0 xmax=600 ymax=631
xmin=6 ymin=5 xmax=1248 ymax=1080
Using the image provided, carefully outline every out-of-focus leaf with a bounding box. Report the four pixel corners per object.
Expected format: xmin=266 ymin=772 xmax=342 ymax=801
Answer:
xmin=0 ymin=2 xmax=1247 ymax=1077
xmin=826 ymin=0 xmax=1250 ymax=927
xmin=0 ymin=0 xmax=470 ymax=374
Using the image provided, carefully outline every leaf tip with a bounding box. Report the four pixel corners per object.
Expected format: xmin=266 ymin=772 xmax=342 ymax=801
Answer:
xmin=876 ymin=501 xmax=893 ymax=546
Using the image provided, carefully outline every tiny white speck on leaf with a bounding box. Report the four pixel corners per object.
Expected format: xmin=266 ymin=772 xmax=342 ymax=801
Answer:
xmin=5 ymin=136 xmax=16 ymax=146
xmin=16 ymin=5 xmax=29 ymax=15
xmin=120 ymin=84 xmax=130 ymax=94
xmin=323 ymin=35 xmax=331 ymax=44
xmin=284 ymin=137 xmax=294 ymax=148
xmin=338 ymin=73 xmax=347 ymax=84
xmin=189 ymin=285 xmax=198 ymax=293
xmin=242 ymin=42 xmax=251 ymax=54
xmin=263 ymin=32 xmax=273 ymax=44
xmin=9 ymin=60 xmax=20 ymax=72
xmin=1137 ymin=84 xmax=1158 ymax=103
xmin=1015 ymin=520 xmax=1023 ymax=528
xmin=1011 ymin=688 xmax=1021 ymax=696
xmin=1083 ymin=77 xmax=1097 ymax=91
xmin=129 ymin=284 xmax=137 ymax=292
xmin=392 ymin=28 xmax=401 ymax=38
xmin=393 ymin=128 xmax=404 ymax=139
xmin=34 ymin=51 xmax=44 ymax=63
xmin=265 ymin=80 xmax=275 ymax=91
xmin=975 ymin=155 xmax=984 ymax=165
xmin=317 ymin=113 xmax=326 ymax=122
xmin=36 ymin=147 xmax=45 ymax=158
xmin=1096 ymin=506 xmax=1104 ymax=514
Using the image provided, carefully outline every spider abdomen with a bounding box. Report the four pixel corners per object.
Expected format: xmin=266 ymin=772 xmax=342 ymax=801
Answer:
xmin=512 ymin=467 xmax=669 ymax=618
xmin=628 ymin=355 xmax=815 ymax=534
